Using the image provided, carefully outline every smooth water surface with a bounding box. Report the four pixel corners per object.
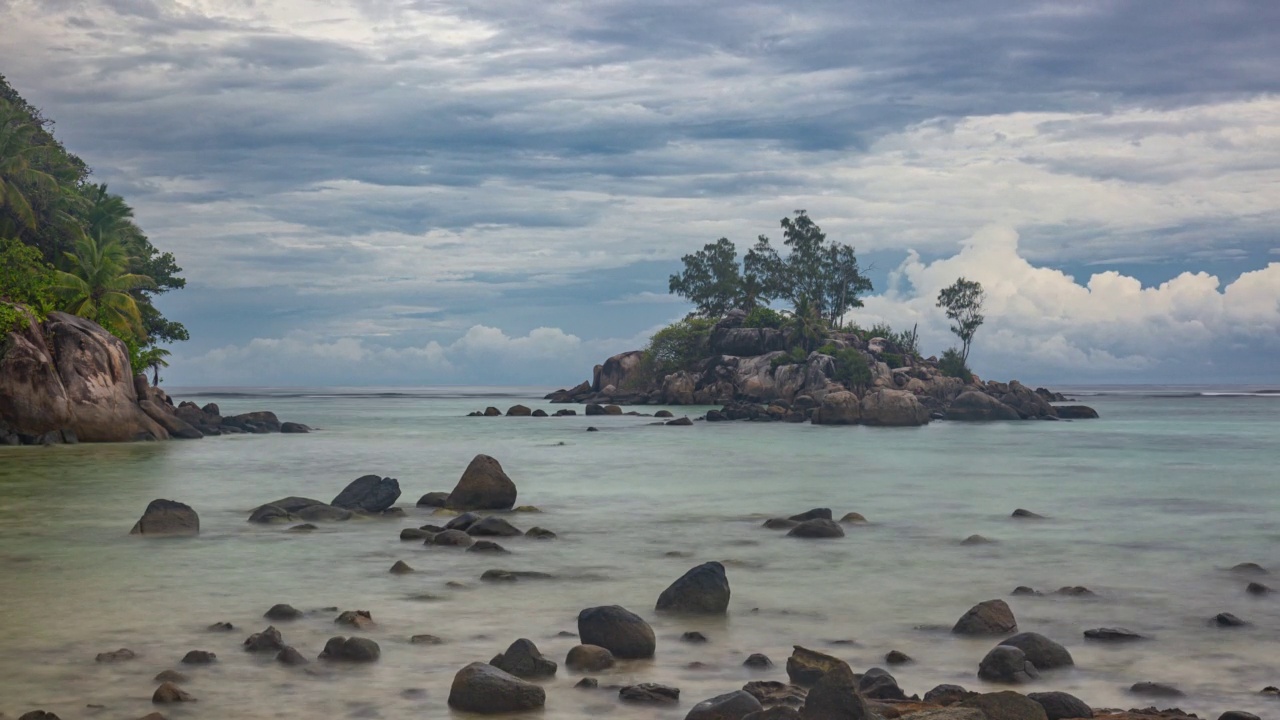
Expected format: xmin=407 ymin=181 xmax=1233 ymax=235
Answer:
xmin=0 ymin=389 xmax=1277 ymax=718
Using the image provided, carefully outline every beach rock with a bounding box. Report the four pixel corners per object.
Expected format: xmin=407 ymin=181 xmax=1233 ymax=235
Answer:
xmin=577 ymin=605 xmax=655 ymax=659
xmin=154 ymin=670 xmax=188 ymax=683
xmin=400 ymin=528 xmax=431 ymax=540
xmin=448 ymin=662 xmax=546 ymax=714
xmin=946 ymin=391 xmax=1021 ymax=421
xmin=575 ymin=677 xmax=598 ymax=689
xmin=526 ymin=526 xmax=557 ymax=539
xmin=253 ymin=496 xmax=326 ymax=513
xmin=1217 ymin=713 xmax=1260 ymax=720
xmin=952 ymin=599 xmax=1016 ymax=635
xmin=744 ymin=653 xmax=774 ymax=669
xmin=787 ymin=519 xmax=845 ymax=538
xmin=893 ymin=711 xmax=984 ymax=720
xmin=620 ymin=683 xmax=680 ymax=704
xmin=483 ymin=406 xmax=501 ymax=416
xmin=276 ymin=646 xmax=309 ymax=666
xmin=15 ymin=712 xmax=62 ymax=720
xmin=667 ymin=416 xmax=694 ymax=426
xmin=447 ymin=454 xmax=518 ymax=510
xmin=998 ymin=632 xmax=1073 ymax=669
xmin=95 ymin=648 xmax=136 ymax=663
xmin=961 ymin=535 xmax=995 ymax=545
xmin=319 ymin=636 xmax=380 ymax=662
xmin=335 ymin=610 xmax=375 ymax=630
xmin=1214 ymin=612 xmax=1247 ymax=627
xmin=786 ymin=646 xmax=846 ymax=686
xmin=244 ymin=626 xmax=285 ymax=652
xmin=861 ymin=388 xmax=930 ymax=426
xmin=264 ymin=604 xmax=302 ymax=621
xmin=1054 ymin=405 xmax=1099 ymax=419
xmin=884 ymin=650 xmax=912 ymax=665
xmin=682 ymin=631 xmax=708 ymax=643
xmin=531 ymin=409 xmax=547 ymax=417
xmin=959 ymin=691 xmax=1049 ymax=720
xmin=490 ymin=638 xmax=557 ymax=678
xmin=287 ymin=523 xmax=317 ymax=532
xmin=480 ymin=569 xmax=554 ymax=582
xmin=655 ymin=410 xmax=674 ymax=418
xmin=1129 ymin=682 xmax=1184 ymax=698
xmin=280 ymin=421 xmax=310 ymax=433
xmin=1230 ymin=562 xmax=1268 ymax=575
xmin=247 ymin=504 xmax=292 ymax=523
xmin=445 ymin=512 xmax=481 ymax=531
xmin=152 ymin=682 xmax=194 ymax=703
xmin=924 ymin=684 xmax=975 ymax=706
xmin=331 ymin=474 xmax=400 ymax=512
xmin=858 ymin=667 xmax=907 ymax=700
xmin=656 ymin=561 xmax=731 ymax=614
xmin=1246 ymin=581 xmax=1271 ymax=595
xmin=428 ymin=529 xmax=474 ymax=547
xmin=207 ymin=622 xmax=234 ymax=632
xmin=1053 ymin=586 xmax=1095 ymax=597
xmin=1011 ymin=508 xmax=1044 ymax=519
xmin=506 ymin=404 xmax=532 ymax=416
xmin=1027 ymin=691 xmax=1093 ymax=719
xmin=764 ymin=518 xmax=800 ymax=530
xmin=839 ymin=512 xmax=867 ymax=523
xmin=1083 ymin=627 xmax=1144 ymax=641
xmin=417 ymin=492 xmax=449 ymax=507
xmin=978 ymin=645 xmax=1039 ymax=683
xmin=744 ymin=709 xmax=803 ymax=720
xmin=467 ymin=516 xmax=522 ymax=537
xmin=468 ymin=540 xmax=508 ymax=553
xmin=800 ymin=662 xmax=873 ymax=719
xmin=294 ymin=504 xmax=353 ymax=521
xmin=686 ymin=690 xmax=764 ymax=720
xmin=1010 ymin=586 xmax=1041 ymax=596
xmin=129 ymin=499 xmax=199 ymax=536
xmin=410 ymin=634 xmax=444 ymax=645
xmin=788 ymin=508 xmax=833 ymax=522
xmin=565 ymin=644 xmax=615 ymax=672
xmin=742 ymin=680 xmax=806 ymax=708
xmin=179 ymin=650 xmax=215 ymax=664
xmin=815 ymin=391 xmax=861 ymax=425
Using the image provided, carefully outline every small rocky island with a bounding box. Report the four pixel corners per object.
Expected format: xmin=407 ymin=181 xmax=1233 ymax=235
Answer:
xmin=544 ymin=309 xmax=1098 ymax=426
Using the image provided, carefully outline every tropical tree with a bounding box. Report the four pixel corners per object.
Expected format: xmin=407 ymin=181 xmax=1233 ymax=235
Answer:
xmin=937 ymin=277 xmax=985 ymax=363
xmin=0 ymin=99 xmax=59 ymax=235
xmin=748 ymin=211 xmax=872 ymax=324
xmin=787 ymin=296 xmax=826 ymax=353
xmin=54 ymin=233 xmax=154 ymax=339
xmin=137 ymin=345 xmax=171 ymax=385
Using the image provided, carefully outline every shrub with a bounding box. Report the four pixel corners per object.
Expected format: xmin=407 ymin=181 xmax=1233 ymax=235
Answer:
xmin=831 ymin=348 xmax=872 ymax=389
xmin=881 ymin=352 xmax=904 ymax=369
xmin=742 ymin=306 xmax=786 ymax=329
xmin=938 ymin=347 xmax=973 ymax=383
xmin=0 ymin=238 xmax=57 ymax=331
xmin=769 ymin=345 xmax=809 ymax=370
xmin=642 ymin=317 xmax=717 ymax=378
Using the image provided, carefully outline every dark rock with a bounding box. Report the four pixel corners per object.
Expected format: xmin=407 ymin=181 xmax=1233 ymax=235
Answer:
xmin=656 ymin=561 xmax=731 ymax=614
xmin=682 ymin=631 xmax=708 ymax=643
xmin=179 ymin=650 xmax=215 ymax=664
xmin=483 ymin=406 xmax=501 ymax=416
xmin=276 ymin=646 xmax=309 ymax=666
xmin=960 ymin=691 xmax=1049 ymax=720
xmin=585 ymin=404 xmax=605 ymax=416
xmin=447 ymin=455 xmax=518 ymax=511
xmin=280 ymin=422 xmax=310 ymax=433
xmin=467 ymin=516 xmax=522 ymax=537
xmin=154 ymin=669 xmax=189 ymax=683
xmin=129 ymin=499 xmax=199 ymax=536
xmin=17 ymin=711 xmax=62 ymax=720
xmin=1246 ymin=581 xmax=1271 ymax=595
xmin=319 ymin=636 xmax=380 ymax=662
xmin=467 ymin=540 xmax=509 ymax=553
xmin=525 ymin=526 xmax=556 ymax=539
xmin=244 ymin=626 xmax=285 ymax=652
xmin=286 ymin=523 xmax=317 ymax=532
xmin=743 ymin=708 xmax=803 ymax=720
xmin=1083 ymin=627 xmax=1144 ymax=641
xmin=1230 ymin=562 xmax=1268 ymax=575
xmin=1053 ymin=586 xmax=1095 ymax=597
xmin=604 ymin=404 xmax=623 ymax=415
xmin=152 ymin=682 xmax=194 ymax=703
xmin=1218 ymin=713 xmax=1260 ymax=720
xmin=1011 ymin=586 xmax=1041 ymax=596
xmin=400 ymin=528 xmax=432 ymax=541
xmin=331 ymin=474 xmax=400 ymax=512
xmin=448 ymin=662 xmax=546 ymax=713
xmin=924 ymin=684 xmax=975 ymax=706
xmin=1129 ymin=682 xmax=1183 ymax=697
xmin=295 ymin=504 xmax=354 ymax=521
xmin=1214 ymin=612 xmax=1247 ymax=627
xmin=665 ymin=416 xmax=693 ymax=426
xmin=577 ymin=605 xmax=655 ymax=659
xmin=744 ymin=653 xmax=774 ymax=669
xmin=858 ymin=667 xmax=906 ymax=700
xmin=480 ymin=569 xmax=554 ymax=582
xmin=788 ymin=508 xmax=833 ymax=522
xmin=839 ymin=512 xmax=867 ymax=523
xmin=961 ymin=535 xmax=996 ymax=545
xmin=427 ymin=529 xmax=474 ymax=547
xmin=742 ymin=680 xmax=806 ymax=709
xmin=884 ymin=650 xmax=912 ymax=665
xmin=686 ymin=690 xmax=764 ymax=720
xmin=445 ymin=512 xmax=481 ymax=531
xmin=264 ymin=604 xmax=302 ymax=621
xmin=95 ymin=648 xmax=136 ymax=663
xmin=253 ymin=496 xmax=327 ymax=513
xmin=620 ymin=683 xmax=680 ymax=704
xmin=207 ymin=622 xmax=234 ymax=632
xmin=998 ymin=632 xmax=1073 ymax=669
xmin=764 ymin=517 xmax=800 ymax=530
xmin=490 ymin=638 xmax=557 ymax=678
xmin=586 ymin=426 xmax=598 ymax=431
xmin=565 ymin=644 xmax=615 ymax=672
xmin=1054 ymin=405 xmax=1099 ymax=419
xmin=575 ymin=677 xmax=599 ymax=688
xmin=506 ymin=404 xmax=532 ymax=416
xmin=801 ymin=661 xmax=873 ymax=720
xmin=786 ymin=645 xmax=846 ymax=686
xmin=952 ymin=599 xmax=1017 ymax=635
xmin=335 ymin=610 xmax=375 ymax=630
xmin=417 ymin=492 xmax=449 ymax=508
xmin=1027 ymin=691 xmax=1093 ymax=719
xmin=655 ymin=410 xmax=674 ymax=418
xmin=786 ymin=519 xmax=845 ymax=538
xmin=978 ymin=645 xmax=1039 ymax=683
xmin=945 ymin=391 xmax=1021 ymax=421
xmin=531 ymin=409 xmax=547 ymax=417
xmin=1011 ymin=508 xmax=1044 ymax=519
xmin=248 ymin=504 xmax=293 ymax=523
xmin=411 ymin=634 xmax=444 ymax=644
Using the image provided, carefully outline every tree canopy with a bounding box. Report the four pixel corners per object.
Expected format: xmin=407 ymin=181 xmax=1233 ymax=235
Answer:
xmin=937 ymin=277 xmax=985 ymax=363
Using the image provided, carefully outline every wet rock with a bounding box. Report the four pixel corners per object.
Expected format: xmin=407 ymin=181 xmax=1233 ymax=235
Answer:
xmin=411 ymin=634 xmax=444 ymax=645
xmin=998 ymin=632 xmax=1073 ymax=669
xmin=1011 ymin=508 xmax=1044 ymax=519
xmin=95 ymin=648 xmax=136 ymax=663
xmin=924 ymin=684 xmax=975 ymax=706
xmin=154 ymin=670 xmax=188 ymax=684
xmin=490 ymin=638 xmax=557 ymax=678
xmin=801 ymin=661 xmax=873 ymax=720
xmin=448 ymin=662 xmax=546 ymax=713
xmin=586 ymin=426 xmax=598 ymax=431
xmin=576 ymin=677 xmax=599 ymax=689
xmin=335 ymin=610 xmax=375 ymax=630
xmin=331 ymin=474 xmax=401 ymax=512
xmin=320 ymin=636 xmax=380 ymax=662
xmin=446 ymin=454 xmax=518 ymax=511
xmin=506 ymin=404 xmax=532 ymax=416
xmin=483 ymin=406 xmax=501 ymax=417
xmin=244 ymin=626 xmax=285 ymax=652
xmin=682 ymin=631 xmax=708 ymax=643
xmin=666 ymin=416 xmax=693 ymax=426
xmin=1053 ymin=586 xmax=1095 ymax=597
xmin=840 ymin=512 xmax=867 ymax=523
xmin=620 ymin=683 xmax=680 ymax=704
xmin=786 ymin=646 xmax=846 ymax=686
xmin=686 ymin=690 xmax=763 ymax=720
xmin=1010 ymin=586 xmax=1041 ymax=596
xmin=961 ymin=535 xmax=996 ymax=545
xmin=255 ymin=496 xmax=328 ymax=513
xmin=525 ymin=526 xmax=556 ymax=539
xmin=264 ymin=603 xmax=302 ymax=621
xmin=578 ymin=605 xmax=655 ymax=659
xmin=786 ymin=519 xmax=845 ymax=538
xmin=207 ymin=622 xmax=234 ymax=632
xmin=858 ymin=667 xmax=906 ymax=700
xmin=179 ymin=650 xmax=216 ymax=664
xmin=952 ymin=599 xmax=1017 ymax=635
xmin=1027 ymin=691 xmax=1093 ymax=719
xmin=1246 ymin=581 xmax=1271 ymax=595
xmin=427 ymin=529 xmax=474 ymax=547
xmin=247 ymin=504 xmax=293 ymax=523
xmin=152 ymin=682 xmax=195 ymax=703
xmin=884 ymin=650 xmax=912 ymax=665
xmin=287 ymin=523 xmax=317 ymax=532
xmin=130 ymin=499 xmax=199 ymax=536
xmin=1129 ymin=682 xmax=1184 ymax=698
xmin=978 ymin=645 xmax=1039 ymax=683
xmin=400 ymin=528 xmax=431 ymax=541
xmin=1215 ymin=612 xmax=1248 ymax=627
xmin=467 ymin=516 xmax=522 ymax=537
xmin=742 ymin=680 xmax=806 ymax=708
xmin=743 ymin=708 xmax=803 ymax=720
xmin=467 ymin=540 xmax=509 ymax=553
xmin=945 ymin=391 xmax=1021 ymax=421
xmin=445 ymin=512 xmax=481 ymax=530
xmin=295 ymin=504 xmax=354 ymax=521
xmin=16 ymin=712 xmax=62 ymax=720
xmin=1083 ymin=627 xmax=1144 ymax=641
xmin=280 ymin=421 xmax=310 ymax=433
xmin=480 ymin=569 xmax=554 ymax=582
xmin=565 ymin=644 xmax=615 ymax=672
xmin=744 ymin=653 xmax=774 ymax=669
xmin=416 ymin=492 xmax=449 ymax=508
xmin=276 ymin=646 xmax=309 ymax=666
xmin=656 ymin=561 xmax=731 ymax=614
xmin=891 ymin=711 xmax=984 ymax=720
xmin=959 ymin=691 xmax=1049 ymax=720
xmin=1230 ymin=562 xmax=1268 ymax=575
xmin=1218 ymin=713 xmax=1260 ymax=720
xmin=764 ymin=517 xmax=800 ymax=530
xmin=788 ymin=508 xmax=833 ymax=522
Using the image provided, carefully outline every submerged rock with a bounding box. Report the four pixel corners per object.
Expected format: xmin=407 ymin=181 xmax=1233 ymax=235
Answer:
xmin=95 ymin=648 xmax=136 ymax=663
xmin=331 ymin=474 xmax=400 ymax=512
xmin=952 ymin=599 xmax=1016 ymax=635
xmin=686 ymin=690 xmax=763 ymax=720
xmin=1129 ymin=681 xmax=1184 ymax=697
xmin=179 ymin=650 xmax=216 ymax=665
xmin=448 ymin=662 xmax=546 ymax=713
xmin=619 ymin=683 xmax=680 ymax=704
xmin=1011 ymin=508 xmax=1045 ymax=519
xmin=786 ymin=519 xmax=845 ymax=539
xmin=244 ymin=626 xmax=285 ymax=653
xmin=447 ymin=455 xmax=518 ymax=511
xmin=977 ymin=645 xmax=1039 ymax=683
xmin=785 ymin=646 xmax=846 ymax=686
xmin=319 ymin=636 xmax=380 ymax=662
xmin=565 ymin=644 xmax=615 ymax=672
xmin=577 ymin=605 xmax=655 ymax=659
xmin=490 ymin=638 xmax=557 ymax=678
xmin=656 ymin=561 xmax=731 ymax=614
xmin=945 ymin=391 xmax=1021 ymax=421
xmin=998 ymin=632 xmax=1073 ymax=669
xmin=1083 ymin=627 xmax=1144 ymax=641
xmin=276 ymin=646 xmax=309 ymax=666
xmin=1027 ymin=691 xmax=1093 ymax=719
xmin=466 ymin=516 xmax=522 ymax=537
xmin=858 ymin=667 xmax=907 ymax=700
xmin=152 ymin=681 xmax=195 ymax=703
xmin=801 ymin=662 xmax=873 ymax=720
xmin=264 ymin=604 xmax=302 ymax=621
xmin=744 ymin=653 xmax=774 ymax=669
xmin=130 ymin=499 xmax=199 ymax=536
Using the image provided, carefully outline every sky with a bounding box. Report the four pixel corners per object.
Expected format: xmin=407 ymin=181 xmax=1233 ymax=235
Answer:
xmin=1 ymin=0 xmax=1278 ymax=387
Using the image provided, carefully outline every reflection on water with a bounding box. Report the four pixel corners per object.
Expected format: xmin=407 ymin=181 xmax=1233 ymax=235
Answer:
xmin=0 ymin=392 xmax=1277 ymax=718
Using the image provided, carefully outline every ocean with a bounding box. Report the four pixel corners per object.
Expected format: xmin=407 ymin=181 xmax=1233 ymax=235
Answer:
xmin=0 ymin=387 xmax=1276 ymax=718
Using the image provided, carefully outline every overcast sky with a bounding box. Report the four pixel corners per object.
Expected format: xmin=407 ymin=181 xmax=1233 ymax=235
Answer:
xmin=2 ymin=0 xmax=1278 ymax=387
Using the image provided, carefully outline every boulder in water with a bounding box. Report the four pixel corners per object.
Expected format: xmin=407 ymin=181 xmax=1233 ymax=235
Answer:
xmin=565 ymin=644 xmax=614 ymax=672
xmin=619 ymin=683 xmax=680 ymax=704
xmin=490 ymin=638 xmax=557 ymax=678
xmin=997 ymin=632 xmax=1073 ymax=669
xmin=977 ymin=645 xmax=1039 ymax=683
xmin=952 ymin=599 xmax=1016 ymax=635
xmin=130 ymin=499 xmax=199 ymax=536
xmin=960 ymin=691 xmax=1049 ymax=720
xmin=319 ymin=636 xmax=380 ymax=662
xmin=786 ymin=519 xmax=844 ymax=538
xmin=577 ymin=605 xmax=655 ymax=659
xmin=1129 ymin=682 xmax=1183 ymax=697
xmin=264 ymin=604 xmax=302 ymax=621
xmin=946 ymin=392 xmax=1021 ymax=421
xmin=686 ymin=690 xmax=763 ymax=720
xmin=1027 ymin=691 xmax=1093 ymax=719
xmin=152 ymin=681 xmax=195 ymax=703
xmin=244 ymin=626 xmax=285 ymax=653
xmin=785 ymin=646 xmax=846 ymax=686
xmin=656 ymin=561 xmax=730 ymax=614
xmin=1083 ymin=627 xmax=1144 ymax=641
xmin=467 ymin=516 xmax=522 ymax=537
xmin=417 ymin=492 xmax=449 ymax=507
xmin=331 ymin=474 xmax=400 ymax=512
xmin=800 ymin=661 xmax=873 ymax=719
xmin=446 ymin=455 xmax=518 ymax=511
xmin=448 ymin=662 xmax=546 ymax=713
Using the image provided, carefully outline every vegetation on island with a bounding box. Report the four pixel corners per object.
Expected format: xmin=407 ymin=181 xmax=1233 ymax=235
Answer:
xmin=0 ymin=75 xmax=185 ymax=381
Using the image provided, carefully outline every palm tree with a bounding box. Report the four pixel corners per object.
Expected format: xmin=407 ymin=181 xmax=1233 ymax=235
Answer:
xmin=79 ymin=182 xmax=137 ymax=243
xmin=136 ymin=345 xmax=170 ymax=385
xmin=54 ymin=233 xmax=154 ymax=339
xmin=0 ymin=99 xmax=59 ymax=235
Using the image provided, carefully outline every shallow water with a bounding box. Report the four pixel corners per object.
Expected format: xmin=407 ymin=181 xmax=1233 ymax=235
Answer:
xmin=0 ymin=389 xmax=1277 ymax=719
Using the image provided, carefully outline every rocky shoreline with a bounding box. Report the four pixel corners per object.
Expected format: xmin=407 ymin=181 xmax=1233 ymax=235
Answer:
xmin=0 ymin=310 xmax=307 ymax=445
xmin=12 ymin=454 xmax=1268 ymax=720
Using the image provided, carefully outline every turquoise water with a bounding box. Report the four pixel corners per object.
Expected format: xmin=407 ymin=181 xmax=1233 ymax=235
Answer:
xmin=0 ymin=389 xmax=1276 ymax=719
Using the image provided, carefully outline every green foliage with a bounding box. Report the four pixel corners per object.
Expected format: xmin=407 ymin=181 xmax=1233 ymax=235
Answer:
xmin=54 ymin=233 xmax=155 ymax=340
xmin=125 ymin=337 xmax=171 ymax=382
xmin=770 ymin=345 xmax=809 ymax=370
xmin=786 ymin=295 xmax=827 ymax=353
xmin=742 ymin=305 xmax=785 ymax=329
xmin=0 ymin=236 xmax=56 ymax=330
xmin=641 ymin=317 xmax=717 ymax=378
xmin=831 ymin=348 xmax=872 ymax=389
xmin=888 ymin=324 xmax=920 ymax=358
xmin=881 ymin=352 xmax=904 ymax=368
xmin=938 ymin=347 xmax=973 ymax=383
xmin=937 ymin=277 xmax=985 ymax=363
